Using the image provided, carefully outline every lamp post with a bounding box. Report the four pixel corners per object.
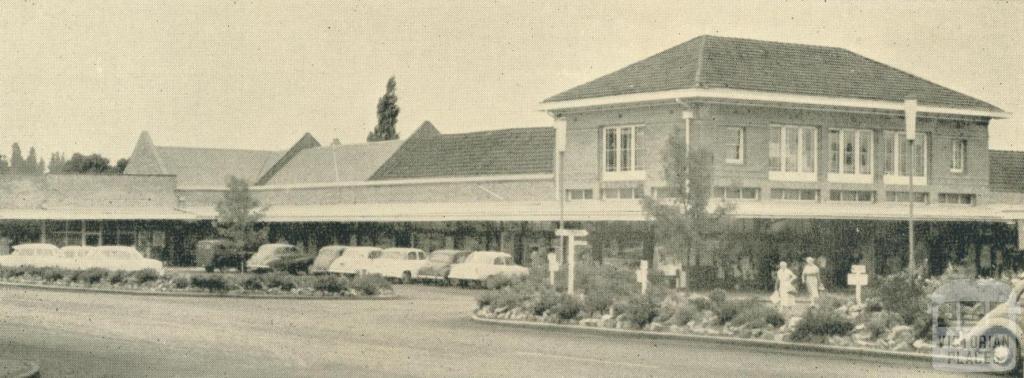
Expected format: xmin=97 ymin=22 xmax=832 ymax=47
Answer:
xmin=904 ymin=99 xmax=918 ymax=274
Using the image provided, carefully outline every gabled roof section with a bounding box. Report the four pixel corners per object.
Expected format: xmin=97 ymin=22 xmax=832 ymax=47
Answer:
xmin=154 ymin=146 xmax=284 ymax=187
xmin=263 ymin=139 xmax=405 ymax=185
xmin=545 ymin=35 xmax=1002 ymax=112
xmin=990 ymin=150 xmax=1024 ymax=193
xmin=370 ymin=127 xmax=555 ymax=180
xmin=254 ymin=133 xmax=321 ymax=185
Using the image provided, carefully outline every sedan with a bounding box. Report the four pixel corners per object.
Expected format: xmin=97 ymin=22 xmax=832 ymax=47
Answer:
xmin=362 ymin=248 xmax=429 ymax=283
xmin=326 ymin=246 xmax=383 ymax=276
xmin=417 ymin=249 xmax=470 ymax=281
xmin=246 ymin=243 xmax=302 ymax=273
xmin=309 ymin=245 xmax=347 ymax=274
xmin=448 ymin=251 xmax=528 ymax=285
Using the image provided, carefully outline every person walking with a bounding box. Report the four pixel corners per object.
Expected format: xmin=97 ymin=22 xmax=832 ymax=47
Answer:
xmin=771 ymin=261 xmax=797 ymax=310
xmin=801 ymin=257 xmax=820 ymax=302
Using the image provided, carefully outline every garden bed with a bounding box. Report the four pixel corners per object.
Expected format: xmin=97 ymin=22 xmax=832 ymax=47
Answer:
xmin=0 ymin=266 xmax=393 ymax=299
xmin=471 ymin=264 xmax=975 ymax=356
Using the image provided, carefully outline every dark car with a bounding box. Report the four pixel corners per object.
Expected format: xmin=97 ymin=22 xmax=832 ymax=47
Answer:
xmin=417 ymin=249 xmax=471 ymax=281
xmin=195 ymin=239 xmax=250 ymax=272
xmin=309 ymin=245 xmax=347 ymax=274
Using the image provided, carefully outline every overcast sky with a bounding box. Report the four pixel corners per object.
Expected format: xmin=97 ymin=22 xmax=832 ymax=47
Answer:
xmin=1 ymin=1 xmax=1022 ymax=161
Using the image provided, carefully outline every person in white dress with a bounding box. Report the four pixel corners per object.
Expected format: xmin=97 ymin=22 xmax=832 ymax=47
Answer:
xmin=772 ymin=261 xmax=797 ymax=310
xmin=801 ymin=257 xmax=820 ymax=302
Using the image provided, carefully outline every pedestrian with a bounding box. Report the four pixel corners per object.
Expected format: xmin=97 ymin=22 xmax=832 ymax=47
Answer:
xmin=801 ymin=257 xmax=820 ymax=301
xmin=771 ymin=261 xmax=796 ymax=310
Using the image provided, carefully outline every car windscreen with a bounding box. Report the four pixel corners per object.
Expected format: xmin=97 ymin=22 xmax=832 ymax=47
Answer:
xmin=381 ymin=250 xmax=406 ymax=259
xmin=429 ymin=253 xmax=454 ymax=263
xmin=466 ymin=254 xmax=503 ymax=264
xmin=90 ymin=249 xmax=142 ymax=259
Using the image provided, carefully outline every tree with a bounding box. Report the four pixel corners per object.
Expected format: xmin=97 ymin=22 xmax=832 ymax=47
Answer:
xmin=60 ymin=153 xmax=121 ymax=174
xmin=367 ymin=76 xmax=400 ymax=142
xmin=25 ymin=147 xmax=42 ymax=175
xmin=115 ymin=158 xmax=129 ymax=174
xmin=10 ymin=143 xmax=24 ymax=174
xmin=48 ymin=152 xmax=66 ymax=173
xmin=215 ymin=176 xmax=268 ymax=253
xmin=641 ymin=126 xmax=731 ymax=276
xmin=0 ymin=155 xmax=9 ymax=174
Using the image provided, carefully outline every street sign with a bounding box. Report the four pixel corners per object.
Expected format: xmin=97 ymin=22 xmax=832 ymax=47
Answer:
xmin=547 ymin=253 xmax=559 ymax=272
xmin=636 ymin=260 xmax=649 ymax=295
xmin=555 ymin=229 xmax=589 ymax=237
xmin=848 ymin=265 xmax=869 ymax=304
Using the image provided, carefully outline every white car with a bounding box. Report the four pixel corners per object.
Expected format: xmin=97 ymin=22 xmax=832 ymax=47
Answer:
xmin=0 ymin=243 xmax=62 ymax=268
xmin=448 ymin=251 xmax=528 ymax=284
xmin=362 ymin=248 xmax=429 ymax=283
xmin=0 ymin=244 xmax=163 ymax=272
xmin=326 ymin=246 xmax=383 ymax=275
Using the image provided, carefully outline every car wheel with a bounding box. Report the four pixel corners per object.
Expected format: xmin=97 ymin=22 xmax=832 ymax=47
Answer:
xmin=401 ymin=271 xmax=413 ymax=284
xmin=981 ymin=327 xmax=1020 ymax=373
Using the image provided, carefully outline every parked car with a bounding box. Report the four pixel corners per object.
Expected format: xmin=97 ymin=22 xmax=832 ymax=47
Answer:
xmin=326 ymin=246 xmax=383 ymax=276
xmin=81 ymin=246 xmax=165 ymax=272
xmin=309 ymin=245 xmax=347 ymax=274
xmin=246 ymin=243 xmax=301 ymax=273
xmin=954 ymin=279 xmax=1024 ymax=373
xmin=195 ymin=239 xmax=250 ymax=272
xmin=268 ymin=250 xmax=317 ymax=274
xmin=448 ymin=251 xmax=528 ymax=286
xmin=0 ymin=243 xmax=61 ymax=268
xmin=417 ymin=249 xmax=471 ymax=281
xmin=362 ymin=248 xmax=429 ymax=283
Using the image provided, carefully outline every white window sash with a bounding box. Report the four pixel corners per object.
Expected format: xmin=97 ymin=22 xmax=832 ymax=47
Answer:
xmin=828 ymin=129 xmax=872 ymax=183
xmin=771 ymin=125 xmax=816 ymax=182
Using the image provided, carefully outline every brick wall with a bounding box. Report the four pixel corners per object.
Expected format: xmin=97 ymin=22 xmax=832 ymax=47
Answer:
xmin=561 ymin=101 xmax=994 ymax=204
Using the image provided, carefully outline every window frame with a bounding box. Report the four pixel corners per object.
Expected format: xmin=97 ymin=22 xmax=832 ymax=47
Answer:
xmin=602 ymin=125 xmax=646 ymax=181
xmin=883 ymin=131 xmax=928 ymax=185
xmin=827 ymin=128 xmax=874 ymax=184
xmin=951 ymin=139 xmax=966 ymax=173
xmin=769 ymin=125 xmax=818 ymax=182
xmin=723 ymin=127 xmax=744 ymax=165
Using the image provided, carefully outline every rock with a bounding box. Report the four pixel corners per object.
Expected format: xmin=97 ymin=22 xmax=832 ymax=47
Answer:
xmin=853 ymin=323 xmax=866 ymax=331
xmin=773 ymin=333 xmax=788 ymax=342
xmin=828 ymin=335 xmax=851 ymax=347
xmin=892 ymin=341 xmax=914 ymax=352
xmin=704 ymin=328 xmax=721 ymax=336
xmin=912 ymin=339 xmax=932 ymax=351
xmin=887 ymin=325 xmax=915 ymax=344
xmin=669 ymin=325 xmax=685 ymax=333
xmin=617 ymin=320 xmax=639 ymax=330
xmin=495 ymin=306 xmax=509 ymax=314
xmin=579 ymin=318 xmax=600 ymax=327
xmin=599 ymin=316 xmax=616 ymax=329
xmin=648 ymin=322 xmax=667 ymax=332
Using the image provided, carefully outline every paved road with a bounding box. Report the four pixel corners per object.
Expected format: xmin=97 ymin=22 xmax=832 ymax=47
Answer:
xmin=0 ymin=285 xmax=983 ymax=377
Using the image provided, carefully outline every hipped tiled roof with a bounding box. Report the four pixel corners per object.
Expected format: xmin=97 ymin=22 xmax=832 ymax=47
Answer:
xmin=546 ymin=35 xmax=1001 ymax=112
xmin=990 ymin=150 xmax=1024 ymax=193
xmin=154 ymin=146 xmax=283 ymax=187
xmin=265 ymin=140 xmax=405 ymax=185
xmin=370 ymin=127 xmax=555 ymax=180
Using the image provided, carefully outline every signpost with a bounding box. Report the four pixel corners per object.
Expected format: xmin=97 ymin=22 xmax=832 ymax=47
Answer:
xmin=636 ymin=260 xmax=649 ymax=295
xmin=905 ymin=99 xmax=918 ymax=274
xmin=547 ymin=252 xmax=559 ymax=285
xmin=555 ymin=229 xmax=588 ymax=295
xmin=847 ymin=265 xmax=869 ymax=305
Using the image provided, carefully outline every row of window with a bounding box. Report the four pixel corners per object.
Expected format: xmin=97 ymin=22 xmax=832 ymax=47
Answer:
xmin=602 ymin=124 xmax=970 ymax=181
xmin=566 ymin=187 xmax=976 ymax=205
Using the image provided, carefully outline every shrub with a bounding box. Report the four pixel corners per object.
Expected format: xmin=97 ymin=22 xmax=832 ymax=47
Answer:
xmin=263 ymin=273 xmax=296 ymax=291
xmin=550 ymin=294 xmax=583 ymax=320
xmin=709 ymin=288 xmax=728 ymax=304
xmin=618 ymin=294 xmax=660 ymax=327
xmin=39 ymin=267 xmax=66 ymax=282
xmin=662 ymin=303 xmax=701 ymax=327
xmin=867 ymin=272 xmax=928 ymax=328
xmin=191 ymin=275 xmax=228 ymax=292
xmin=106 ymin=270 xmax=129 ymax=285
xmin=528 ymin=287 xmax=564 ymax=316
xmin=349 ymin=274 xmax=391 ymax=296
xmin=484 ymin=274 xmax=523 ymax=290
xmin=240 ymin=275 xmax=264 ymax=291
xmin=865 ymin=310 xmax=905 ymax=339
xmin=313 ymin=276 xmax=348 ymax=294
xmin=714 ymin=300 xmax=745 ymax=325
xmin=131 ymin=269 xmax=161 ymax=285
xmin=688 ymin=295 xmax=714 ymax=312
xmin=790 ymin=307 xmax=855 ymax=342
xmin=73 ymin=268 xmax=109 ymax=285
xmin=172 ymin=275 xmax=191 ymax=289
xmin=729 ymin=301 xmax=786 ymax=329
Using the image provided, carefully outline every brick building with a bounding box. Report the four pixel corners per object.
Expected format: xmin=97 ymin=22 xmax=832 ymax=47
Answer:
xmin=1 ymin=35 xmax=1021 ymax=284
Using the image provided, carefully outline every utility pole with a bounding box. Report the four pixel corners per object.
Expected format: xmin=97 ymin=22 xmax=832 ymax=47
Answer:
xmin=905 ymin=99 xmax=917 ymax=274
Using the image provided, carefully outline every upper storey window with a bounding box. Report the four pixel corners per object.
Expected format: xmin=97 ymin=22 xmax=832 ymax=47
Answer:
xmin=828 ymin=129 xmax=873 ymax=184
xmin=769 ymin=125 xmax=817 ymax=182
xmin=603 ymin=125 xmax=645 ymax=181
xmin=883 ymin=131 xmax=927 ymax=185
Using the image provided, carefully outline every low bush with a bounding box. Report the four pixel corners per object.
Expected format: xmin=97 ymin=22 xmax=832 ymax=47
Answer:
xmin=39 ymin=267 xmax=65 ymax=282
xmin=658 ymin=301 xmax=701 ymax=327
xmin=191 ymin=275 xmax=229 ymax=292
xmin=708 ymin=288 xmax=728 ymax=304
xmin=313 ymin=275 xmax=349 ymax=294
xmin=106 ymin=270 xmax=129 ymax=285
xmin=714 ymin=300 xmax=745 ymax=325
xmin=790 ymin=307 xmax=855 ymax=342
xmin=263 ymin=273 xmax=297 ymax=291
xmin=688 ymin=295 xmax=714 ymax=312
xmin=172 ymin=275 xmax=190 ymax=289
xmin=527 ymin=287 xmax=564 ymax=316
xmin=349 ymin=274 xmax=391 ymax=296
xmin=865 ymin=310 xmax=905 ymax=339
xmin=867 ymin=272 xmax=928 ymax=328
xmin=550 ymin=294 xmax=583 ymax=320
xmin=617 ymin=294 xmax=660 ymax=327
xmin=131 ymin=269 xmax=160 ymax=284
xmin=240 ymin=275 xmax=264 ymax=290
xmin=729 ymin=301 xmax=786 ymax=329
xmin=73 ymin=268 xmax=108 ymax=285
xmin=484 ymin=274 xmax=523 ymax=290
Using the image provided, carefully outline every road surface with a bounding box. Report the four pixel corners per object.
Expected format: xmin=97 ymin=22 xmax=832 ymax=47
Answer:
xmin=0 ymin=285 xmax=981 ymax=377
